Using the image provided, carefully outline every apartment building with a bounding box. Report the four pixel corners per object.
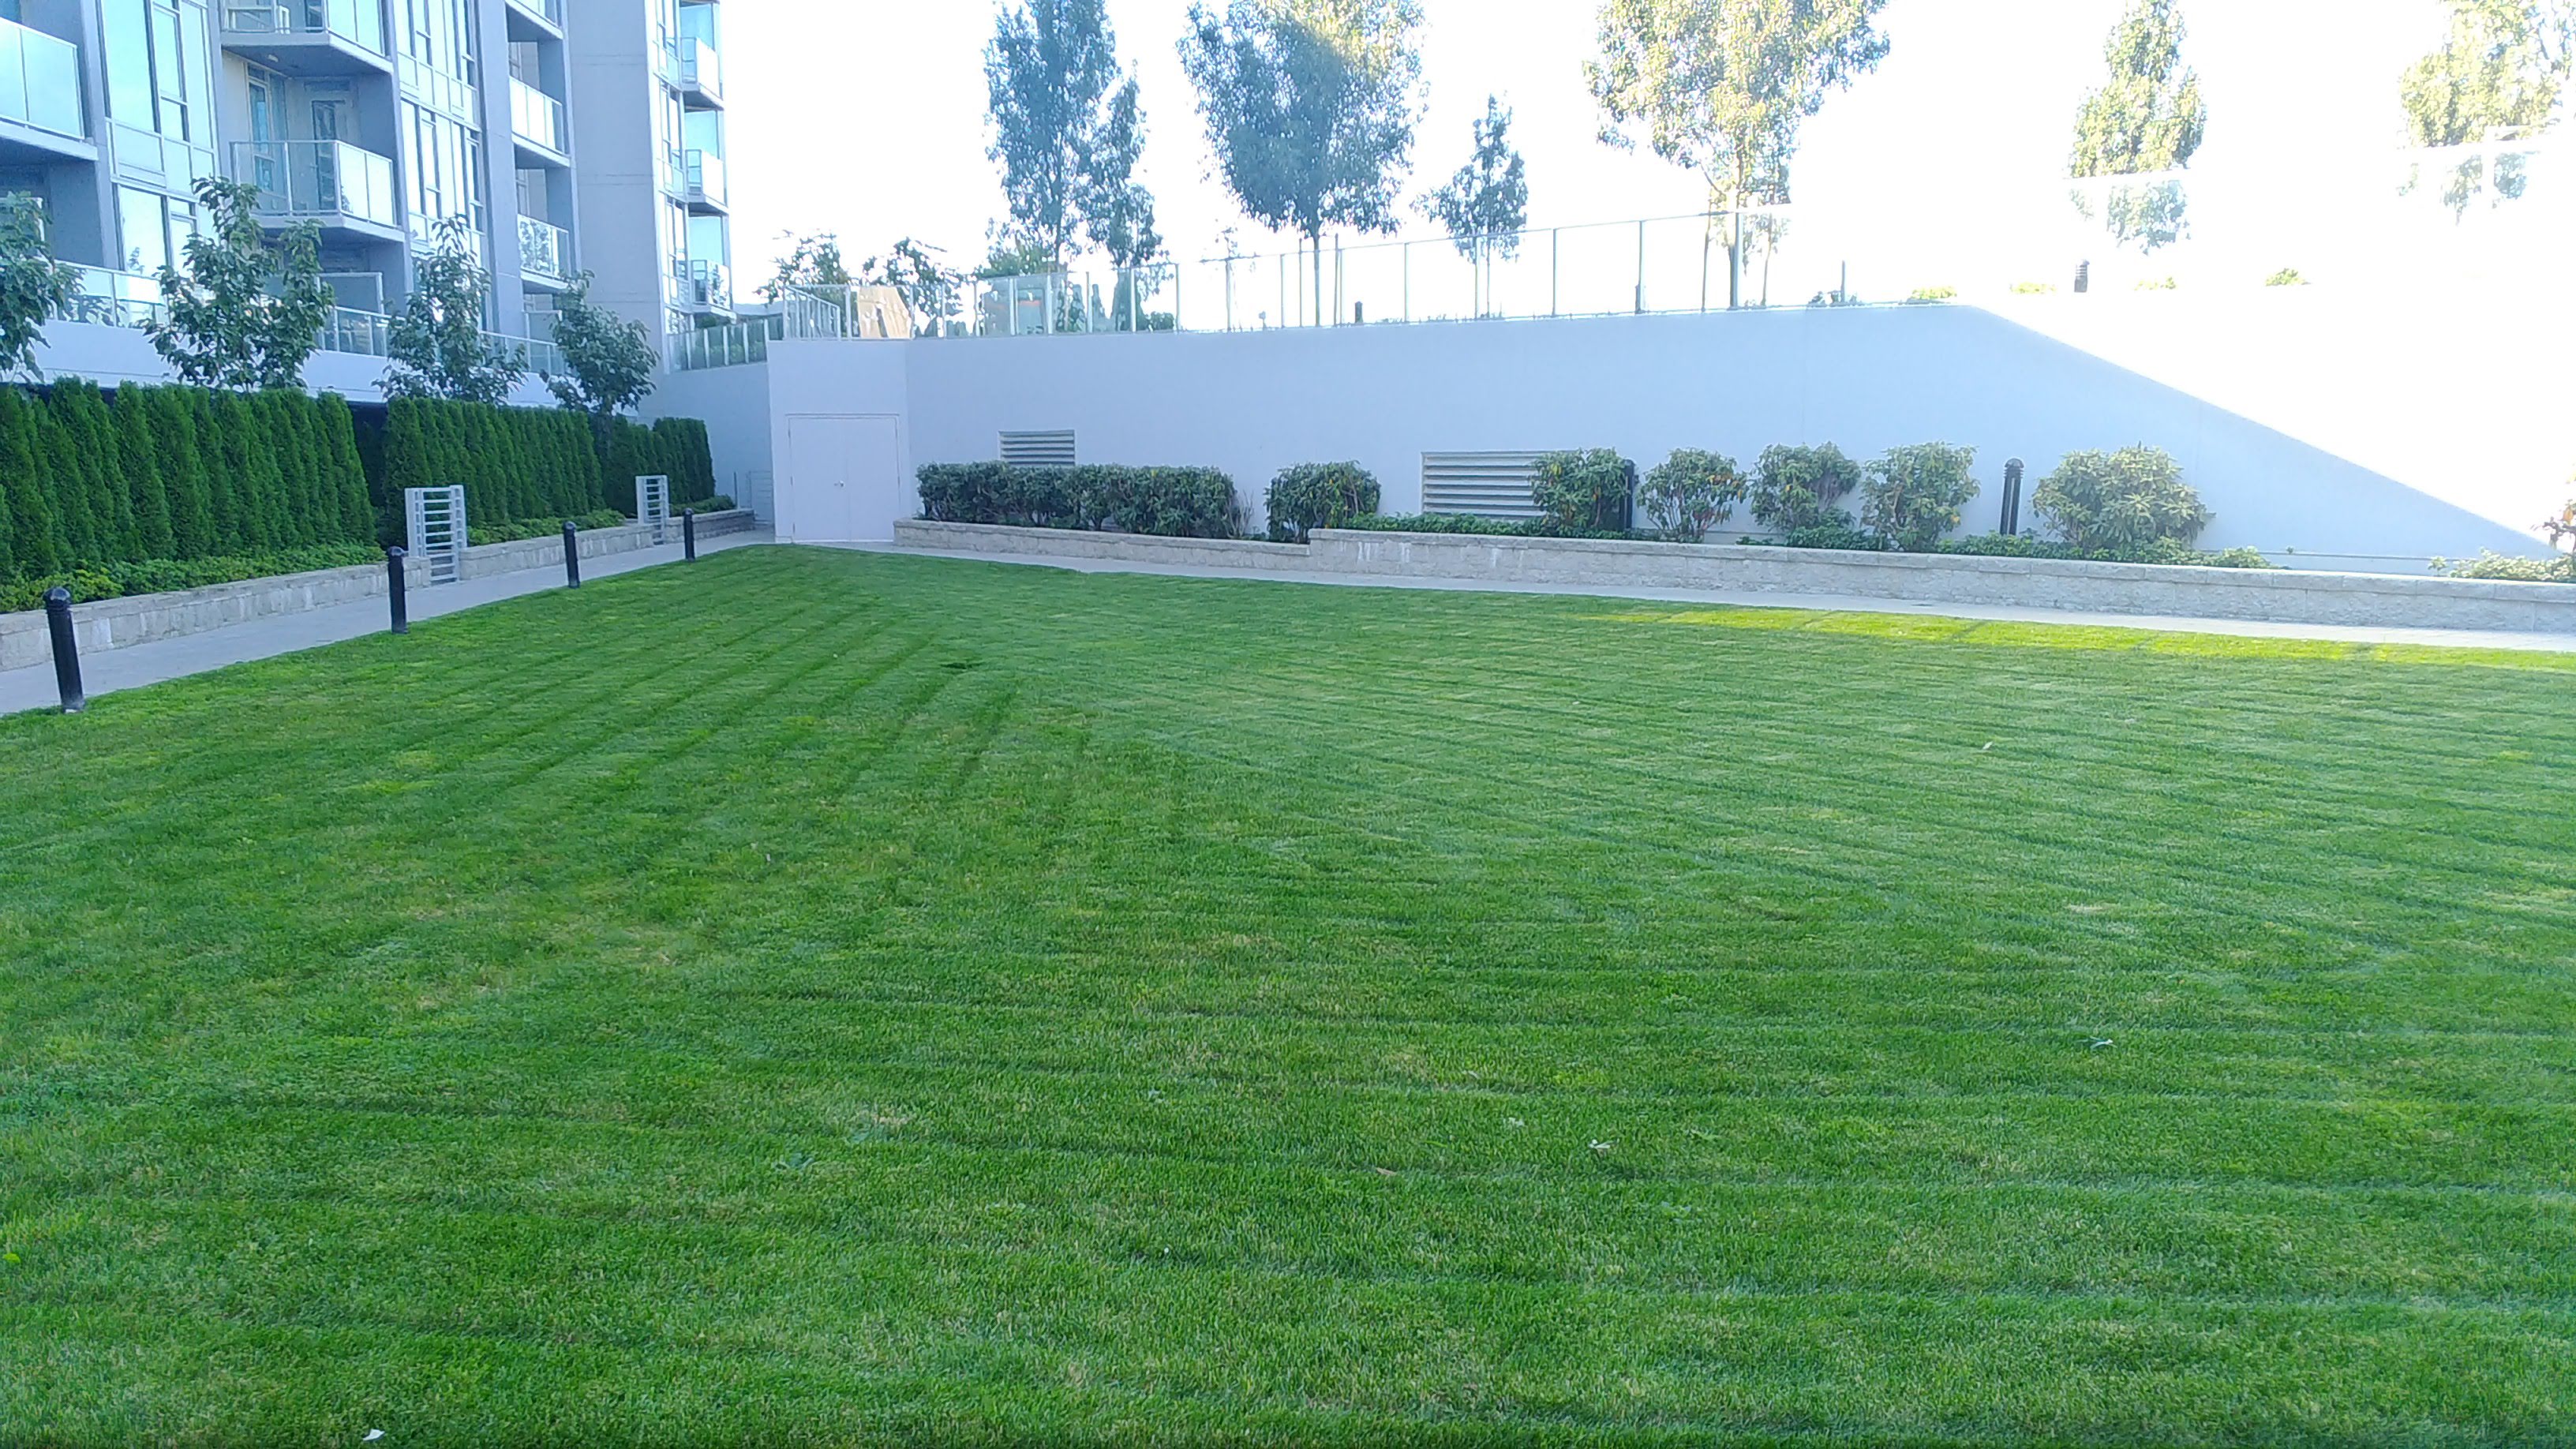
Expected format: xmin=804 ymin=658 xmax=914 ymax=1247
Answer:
xmin=0 ymin=0 xmax=731 ymax=365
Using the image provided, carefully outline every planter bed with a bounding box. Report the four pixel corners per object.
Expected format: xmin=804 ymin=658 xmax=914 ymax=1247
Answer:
xmin=0 ymin=511 xmax=757 ymax=672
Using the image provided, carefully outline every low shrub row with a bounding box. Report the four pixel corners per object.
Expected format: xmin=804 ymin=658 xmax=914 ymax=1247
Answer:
xmin=0 ymin=543 xmax=384 ymax=614
xmin=918 ymin=462 xmax=1241 ymax=539
xmin=364 ymin=403 xmax=721 ymax=542
xmin=468 ymin=510 xmax=630 ymax=548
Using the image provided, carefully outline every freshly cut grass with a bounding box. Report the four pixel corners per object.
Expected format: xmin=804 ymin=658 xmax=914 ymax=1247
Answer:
xmin=3 ymin=545 xmax=2572 ymax=1446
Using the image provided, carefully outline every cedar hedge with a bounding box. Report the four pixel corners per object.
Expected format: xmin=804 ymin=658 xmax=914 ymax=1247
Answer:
xmin=918 ymin=462 xmax=1241 ymax=539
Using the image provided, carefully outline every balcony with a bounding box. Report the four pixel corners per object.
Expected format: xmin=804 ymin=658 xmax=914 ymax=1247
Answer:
xmin=0 ymin=17 xmax=92 ymax=159
xmin=683 ymin=149 xmax=727 ymax=212
xmin=510 ymin=77 xmax=568 ymax=161
xmin=674 ymin=259 xmax=732 ymax=316
xmin=220 ymin=0 xmax=392 ymax=76
xmin=518 ymin=214 xmax=571 ymax=287
xmin=504 ymin=0 xmax=564 ymax=36
xmin=676 ymin=37 xmax=722 ymax=106
xmin=231 ymin=138 xmax=402 ymax=242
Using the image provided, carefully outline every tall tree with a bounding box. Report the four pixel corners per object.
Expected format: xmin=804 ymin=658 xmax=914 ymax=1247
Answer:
xmin=859 ymin=240 xmax=961 ymax=337
xmin=148 ymin=178 xmax=334 ymax=390
xmin=545 ymin=272 xmax=659 ymax=422
xmin=1589 ymin=0 xmax=1889 ymax=308
xmin=987 ymin=0 xmax=1159 ymax=270
xmin=1420 ymin=96 xmax=1530 ymax=318
xmin=2069 ymin=0 xmax=2207 ymax=254
xmin=762 ymin=231 xmax=852 ymax=302
xmin=0 ymin=195 xmax=77 ymax=382
xmin=385 ymin=218 xmax=523 ymax=406
xmin=1182 ymin=0 xmax=1425 ymax=325
xmin=2400 ymin=0 xmax=2574 ymax=215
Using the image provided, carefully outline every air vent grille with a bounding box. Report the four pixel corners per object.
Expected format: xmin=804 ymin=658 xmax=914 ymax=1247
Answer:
xmin=1421 ymin=451 xmax=1545 ymax=519
xmin=1001 ymin=429 xmax=1077 ymax=467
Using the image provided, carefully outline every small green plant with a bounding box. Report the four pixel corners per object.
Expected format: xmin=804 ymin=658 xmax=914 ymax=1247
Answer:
xmin=1747 ymin=444 xmax=1863 ymax=535
xmin=2134 ymin=276 xmax=2178 ymax=291
xmin=2432 ymin=551 xmax=2568 ymax=582
xmin=2031 ymin=447 xmax=2213 ymax=556
xmin=2009 ymin=282 xmax=2057 ymax=295
xmin=2265 ymin=268 xmax=2310 ymax=287
xmin=1264 ymin=462 xmax=1380 ymax=543
xmin=1859 ymin=443 xmax=1981 ymax=552
xmin=1530 ymin=449 xmax=1636 ymax=535
xmin=1341 ymin=513 xmax=1538 ymax=537
xmin=1905 ymin=286 xmax=1957 ymax=304
xmin=1638 ymin=449 xmax=1743 ymax=543
xmin=1783 ymin=518 xmax=1880 ymax=552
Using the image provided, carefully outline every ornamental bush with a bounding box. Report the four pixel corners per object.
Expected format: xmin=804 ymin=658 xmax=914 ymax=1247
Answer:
xmin=1638 ymin=449 xmax=1744 ymax=543
xmin=915 ymin=462 xmax=1241 ymax=539
xmin=1747 ymin=444 xmax=1863 ymax=534
xmin=1530 ymin=449 xmax=1635 ymax=535
xmin=1265 ymin=462 xmax=1380 ymax=543
xmin=2032 ymin=446 xmax=2212 ymax=556
xmin=1859 ymin=442 xmax=1982 ymax=552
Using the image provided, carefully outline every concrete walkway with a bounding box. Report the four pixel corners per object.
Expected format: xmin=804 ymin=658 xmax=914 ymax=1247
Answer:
xmin=0 ymin=530 xmax=773 ymax=715
xmin=849 ymin=541 xmax=2576 ymax=655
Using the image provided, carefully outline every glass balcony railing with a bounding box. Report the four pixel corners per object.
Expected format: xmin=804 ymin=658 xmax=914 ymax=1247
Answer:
xmin=683 ymin=149 xmax=726 ymax=208
xmin=506 ymin=0 xmax=564 ymax=28
xmin=510 ymin=77 xmax=567 ymax=154
xmin=221 ymin=0 xmax=388 ymax=56
xmin=230 ymin=139 xmax=399 ymax=230
xmin=518 ymin=214 xmax=569 ymax=283
xmin=0 ymin=17 xmax=86 ymax=140
xmin=678 ymin=37 xmax=721 ymax=100
xmin=673 ymin=259 xmax=732 ymax=312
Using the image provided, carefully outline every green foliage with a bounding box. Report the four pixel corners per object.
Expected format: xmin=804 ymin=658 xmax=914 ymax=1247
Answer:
xmin=1747 ymin=443 xmax=1863 ymax=534
xmin=1339 ymin=511 xmax=1540 ymax=535
xmin=1181 ymin=0 xmax=1424 ymax=318
xmin=1905 ymin=285 xmax=1958 ymax=303
xmin=386 ymin=218 xmax=523 ymax=406
xmin=1860 ymin=442 xmax=1981 ymax=552
xmin=1781 ymin=517 xmax=1881 ymax=552
xmin=467 ymin=510 xmax=629 ymax=548
xmin=1421 ymin=96 xmax=1530 ymax=260
xmin=1530 ymin=449 xmax=1636 ymax=535
xmin=2436 ymin=549 xmax=2573 ymax=582
xmin=2032 ymin=446 xmax=2213 ymax=556
xmin=1264 ymin=462 xmax=1381 ymax=542
xmin=987 ymin=0 xmax=1159 ymax=268
xmin=2069 ymin=0 xmax=2207 ymax=253
xmin=1638 ymin=449 xmax=1745 ymax=543
xmin=1934 ymin=532 xmax=2274 ymax=568
xmin=2009 ymin=281 xmax=2058 ymax=295
xmin=0 ymin=543 xmax=384 ymax=613
xmin=365 ymin=399 xmax=626 ymax=538
xmin=859 ymin=239 xmax=963 ymax=335
xmin=148 ymin=178 xmax=333 ymax=391
xmin=698 ymin=496 xmax=736 ymax=514
xmin=765 ymin=233 xmax=853 ymax=300
xmin=918 ymin=462 xmax=1241 ymax=538
xmin=2400 ymin=0 xmax=2574 ymax=215
xmin=545 ymin=273 xmax=659 ymax=419
xmin=2265 ymin=268 xmax=2311 ymax=286
xmin=0 ymin=194 xmax=77 ymax=381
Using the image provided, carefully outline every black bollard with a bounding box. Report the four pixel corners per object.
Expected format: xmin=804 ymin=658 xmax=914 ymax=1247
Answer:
xmin=682 ymin=508 xmax=697 ymax=562
xmin=43 ymin=587 xmax=84 ymax=714
xmin=563 ymin=520 xmax=582 ymax=588
xmin=386 ymin=546 xmax=409 ymax=635
xmin=2001 ymin=459 xmax=2027 ymax=537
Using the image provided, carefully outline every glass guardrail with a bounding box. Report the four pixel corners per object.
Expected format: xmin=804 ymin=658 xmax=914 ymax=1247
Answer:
xmin=0 ymin=17 xmax=85 ymax=140
xmin=231 ymin=139 xmax=399 ymax=229
xmin=221 ymin=1 xmax=387 ymax=55
xmin=510 ymin=77 xmax=567 ymax=154
xmin=679 ymin=38 xmax=721 ymax=99
xmin=684 ymin=150 xmax=727 ymax=208
xmin=518 ymin=215 xmax=570 ymax=282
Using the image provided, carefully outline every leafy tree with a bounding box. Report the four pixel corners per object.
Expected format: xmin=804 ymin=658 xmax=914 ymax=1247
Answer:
xmin=0 ymin=388 xmax=59 ymax=574
xmin=0 ymin=197 xmax=77 ymax=383
xmin=763 ymin=231 xmax=852 ymax=302
xmin=545 ymin=272 xmax=659 ymax=421
xmin=148 ymin=178 xmax=333 ymax=391
xmin=987 ymin=0 xmax=1159 ymax=270
xmin=859 ymin=239 xmax=962 ymax=336
xmin=385 ymin=217 xmax=523 ymax=406
xmin=1747 ymin=443 xmax=1863 ymax=534
xmin=1638 ymin=448 xmax=1743 ymax=543
xmin=2069 ymin=0 xmax=2207 ymax=253
xmin=1589 ymin=0 xmax=1887 ymax=308
xmin=1181 ymin=0 xmax=1426 ymax=324
xmin=2033 ymin=446 xmax=2212 ymax=555
xmin=2400 ymin=0 xmax=2574 ymax=215
xmin=1530 ymin=448 xmax=1637 ymax=535
xmin=1859 ymin=442 xmax=1981 ymax=552
xmin=1421 ymin=95 xmax=1530 ymax=317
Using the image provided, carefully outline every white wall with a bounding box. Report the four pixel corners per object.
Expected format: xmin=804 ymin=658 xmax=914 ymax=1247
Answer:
xmin=34 ymin=320 xmax=559 ymax=407
xmin=650 ymin=361 xmax=780 ymax=515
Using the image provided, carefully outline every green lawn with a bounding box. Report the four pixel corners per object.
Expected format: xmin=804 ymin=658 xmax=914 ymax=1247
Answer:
xmin=5 ymin=545 xmax=2574 ymax=1446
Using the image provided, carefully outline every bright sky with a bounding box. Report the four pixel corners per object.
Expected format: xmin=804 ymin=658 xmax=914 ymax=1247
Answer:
xmin=726 ymin=0 xmax=2458 ymax=284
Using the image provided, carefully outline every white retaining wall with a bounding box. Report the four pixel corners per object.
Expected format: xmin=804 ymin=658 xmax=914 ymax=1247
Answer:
xmin=889 ymin=519 xmax=2576 ymax=636
xmin=0 ymin=511 xmax=756 ymax=672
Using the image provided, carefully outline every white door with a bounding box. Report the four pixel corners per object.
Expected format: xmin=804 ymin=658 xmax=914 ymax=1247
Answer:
xmin=785 ymin=414 xmax=903 ymax=542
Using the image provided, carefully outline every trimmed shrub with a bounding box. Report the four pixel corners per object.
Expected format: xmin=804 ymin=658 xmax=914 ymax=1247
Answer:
xmin=1 ymin=543 xmax=385 ymax=613
xmin=1934 ymin=533 xmax=2274 ymax=569
xmin=365 ymin=399 xmax=640 ymax=538
xmin=1342 ymin=513 xmax=1540 ymax=536
xmin=1782 ymin=518 xmax=1881 ymax=552
xmin=1639 ymin=449 xmax=1744 ymax=543
xmin=915 ymin=462 xmax=1241 ymax=539
xmin=2032 ymin=446 xmax=2211 ymax=556
xmin=1530 ymin=449 xmax=1635 ymax=535
xmin=1747 ymin=444 xmax=1863 ymax=535
xmin=1859 ymin=443 xmax=1981 ymax=552
xmin=1265 ymin=462 xmax=1380 ymax=543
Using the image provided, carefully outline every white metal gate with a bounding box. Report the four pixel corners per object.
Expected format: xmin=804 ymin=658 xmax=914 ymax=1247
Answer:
xmin=404 ymin=485 xmax=466 ymax=585
xmin=637 ymin=474 xmax=672 ymax=544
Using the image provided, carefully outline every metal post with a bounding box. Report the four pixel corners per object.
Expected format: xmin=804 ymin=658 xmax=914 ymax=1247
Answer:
xmin=1333 ymin=235 xmax=1344 ymax=325
xmin=563 ymin=520 xmax=582 ymax=588
xmin=43 ymin=587 xmax=84 ymax=714
xmin=386 ymin=546 xmax=409 ymax=635
xmin=683 ymin=507 xmax=698 ymax=562
xmin=1637 ymin=219 xmax=1647 ymax=313
xmin=1551 ymin=229 xmax=1560 ymax=317
xmin=2001 ymin=459 xmax=2026 ymax=537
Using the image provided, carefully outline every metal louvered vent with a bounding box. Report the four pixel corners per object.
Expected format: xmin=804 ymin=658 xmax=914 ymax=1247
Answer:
xmin=1421 ymin=452 xmax=1545 ymax=519
xmin=1000 ymin=430 xmax=1077 ymax=466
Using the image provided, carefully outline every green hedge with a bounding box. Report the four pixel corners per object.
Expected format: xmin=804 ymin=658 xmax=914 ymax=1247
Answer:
xmin=600 ymin=417 xmax=719 ymax=515
xmin=918 ymin=462 xmax=1241 ymax=539
xmin=374 ymin=398 xmax=607 ymax=538
xmin=0 ymin=382 xmax=373 ymax=586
